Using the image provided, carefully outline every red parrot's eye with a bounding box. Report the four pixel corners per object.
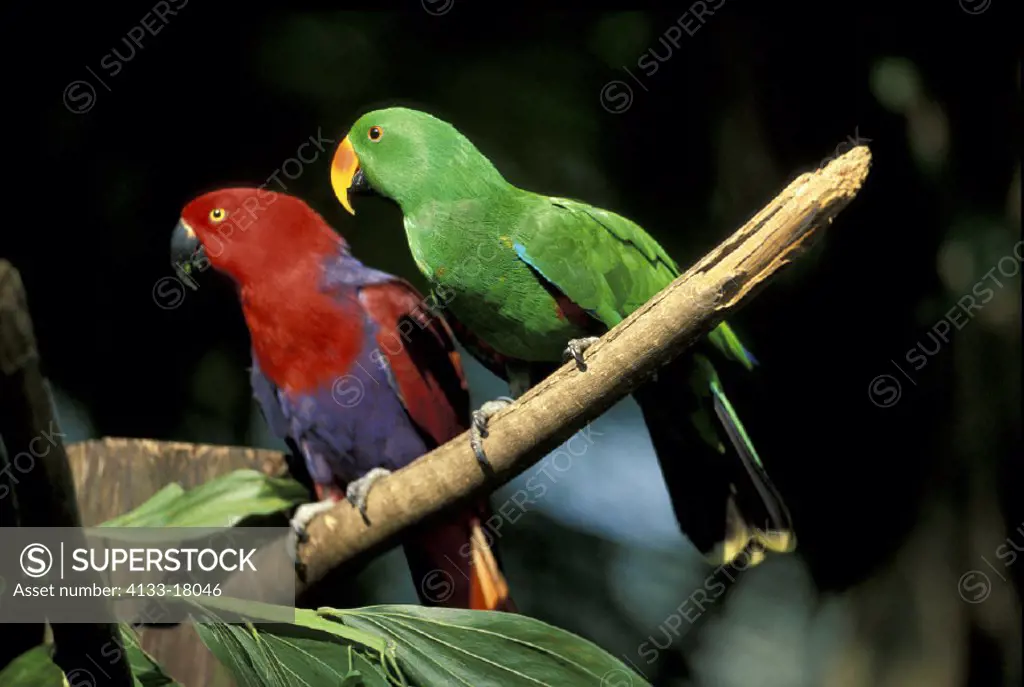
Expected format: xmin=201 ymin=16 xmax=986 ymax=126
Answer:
xmin=368 ymin=125 xmax=383 ymax=142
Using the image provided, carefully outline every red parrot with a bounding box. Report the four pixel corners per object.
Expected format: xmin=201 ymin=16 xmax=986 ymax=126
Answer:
xmin=170 ymin=186 xmax=515 ymax=612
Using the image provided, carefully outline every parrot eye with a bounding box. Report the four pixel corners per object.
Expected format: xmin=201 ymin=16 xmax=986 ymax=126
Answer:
xmin=209 ymin=208 xmax=227 ymax=223
xmin=368 ymin=125 xmax=383 ymax=142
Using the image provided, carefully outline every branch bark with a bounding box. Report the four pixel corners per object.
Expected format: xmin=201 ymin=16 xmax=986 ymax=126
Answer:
xmin=0 ymin=261 xmax=134 ymax=686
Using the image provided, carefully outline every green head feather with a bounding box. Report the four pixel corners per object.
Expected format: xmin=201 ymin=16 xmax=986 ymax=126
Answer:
xmin=346 ymin=107 xmax=509 ymax=212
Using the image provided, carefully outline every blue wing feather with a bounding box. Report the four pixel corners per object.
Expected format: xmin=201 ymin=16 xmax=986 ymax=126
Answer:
xmin=249 ymin=252 xmax=438 ymax=491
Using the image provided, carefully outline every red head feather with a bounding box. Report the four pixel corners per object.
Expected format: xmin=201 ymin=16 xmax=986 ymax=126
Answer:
xmin=179 ymin=187 xmax=347 ymax=284
xmin=178 ymin=187 xmax=362 ymax=393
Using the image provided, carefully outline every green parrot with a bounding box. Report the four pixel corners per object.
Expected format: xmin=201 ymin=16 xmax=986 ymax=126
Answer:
xmin=329 ymin=107 xmax=795 ymax=567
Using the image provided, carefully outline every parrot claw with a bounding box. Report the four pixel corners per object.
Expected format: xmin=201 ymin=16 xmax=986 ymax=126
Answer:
xmin=346 ymin=467 xmax=392 ymax=524
xmin=287 ymin=498 xmax=339 ymax=565
xmin=470 ymin=396 xmax=515 ymax=466
xmin=562 ymin=337 xmax=600 ymax=372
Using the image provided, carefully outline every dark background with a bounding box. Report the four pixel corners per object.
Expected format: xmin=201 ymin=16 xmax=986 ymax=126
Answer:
xmin=1 ymin=1 xmax=1020 ymax=685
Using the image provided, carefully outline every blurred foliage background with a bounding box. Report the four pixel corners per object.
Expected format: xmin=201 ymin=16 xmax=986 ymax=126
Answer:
xmin=2 ymin=2 xmax=1020 ymax=685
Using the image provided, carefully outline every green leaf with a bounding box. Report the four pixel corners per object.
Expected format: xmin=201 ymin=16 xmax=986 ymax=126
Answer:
xmin=194 ymin=623 xmax=394 ymax=687
xmin=99 ymin=469 xmax=309 ymax=528
xmin=181 ymin=596 xmax=404 ymax=687
xmin=101 ymin=483 xmax=187 ymax=527
xmin=336 ymin=605 xmax=652 ymax=687
xmin=0 ymin=645 xmax=65 ymax=686
xmin=184 ymin=596 xmax=391 ymax=654
xmin=0 ymin=632 xmax=182 ymax=686
xmin=119 ymin=624 xmax=181 ymax=686
xmin=184 ymin=597 xmax=649 ymax=687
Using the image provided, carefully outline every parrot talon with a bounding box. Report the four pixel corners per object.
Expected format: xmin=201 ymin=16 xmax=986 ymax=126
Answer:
xmin=287 ymin=498 xmax=339 ymax=564
xmin=470 ymin=397 xmax=515 ymax=466
xmin=345 ymin=467 xmax=392 ymax=524
xmin=562 ymin=337 xmax=600 ymax=372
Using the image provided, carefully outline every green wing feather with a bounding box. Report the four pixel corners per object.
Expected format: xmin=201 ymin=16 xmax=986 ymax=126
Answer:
xmin=512 ymin=194 xmax=758 ymax=368
xmin=510 ymin=195 xmax=676 ymax=327
xmin=511 ymin=194 xmax=794 ymax=562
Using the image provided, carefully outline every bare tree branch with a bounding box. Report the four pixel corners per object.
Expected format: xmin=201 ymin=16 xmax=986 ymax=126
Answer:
xmin=0 ymin=261 xmax=134 ymax=686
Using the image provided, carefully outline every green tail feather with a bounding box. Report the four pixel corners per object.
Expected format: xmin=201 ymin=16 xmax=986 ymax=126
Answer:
xmin=707 ymin=322 xmax=758 ymax=371
xmin=689 ymin=355 xmax=796 ymax=564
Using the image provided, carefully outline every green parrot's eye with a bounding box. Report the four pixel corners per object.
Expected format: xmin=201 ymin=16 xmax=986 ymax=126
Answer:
xmin=368 ymin=125 xmax=383 ymax=142
xmin=209 ymin=208 xmax=227 ymax=222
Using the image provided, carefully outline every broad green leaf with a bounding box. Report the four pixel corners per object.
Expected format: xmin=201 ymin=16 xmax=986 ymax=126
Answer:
xmin=119 ymin=624 xmax=181 ymax=686
xmin=337 ymin=605 xmax=652 ymax=687
xmin=184 ymin=596 xmax=391 ymax=654
xmin=181 ymin=596 xmax=404 ymax=687
xmin=99 ymin=469 xmax=308 ymax=528
xmin=184 ymin=598 xmax=650 ymax=687
xmin=101 ymin=483 xmax=186 ymax=526
xmin=194 ymin=622 xmax=393 ymax=687
xmin=0 ymin=645 xmax=64 ymax=686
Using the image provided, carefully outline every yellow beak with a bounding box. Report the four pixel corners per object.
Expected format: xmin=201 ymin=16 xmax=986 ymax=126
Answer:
xmin=330 ymin=135 xmax=360 ymax=215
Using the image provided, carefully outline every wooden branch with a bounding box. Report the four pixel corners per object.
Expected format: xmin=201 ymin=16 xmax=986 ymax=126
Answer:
xmin=0 ymin=261 xmax=134 ymax=686
xmin=292 ymin=146 xmax=873 ymax=593
xmin=0 ymin=443 xmax=44 ymax=672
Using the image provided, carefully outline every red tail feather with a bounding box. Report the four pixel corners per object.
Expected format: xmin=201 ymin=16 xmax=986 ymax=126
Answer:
xmin=402 ymin=501 xmax=515 ymax=612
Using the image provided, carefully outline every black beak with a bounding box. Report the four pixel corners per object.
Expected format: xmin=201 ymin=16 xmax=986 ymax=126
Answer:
xmin=350 ymin=168 xmax=372 ymax=194
xmin=170 ymin=220 xmax=207 ymax=288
